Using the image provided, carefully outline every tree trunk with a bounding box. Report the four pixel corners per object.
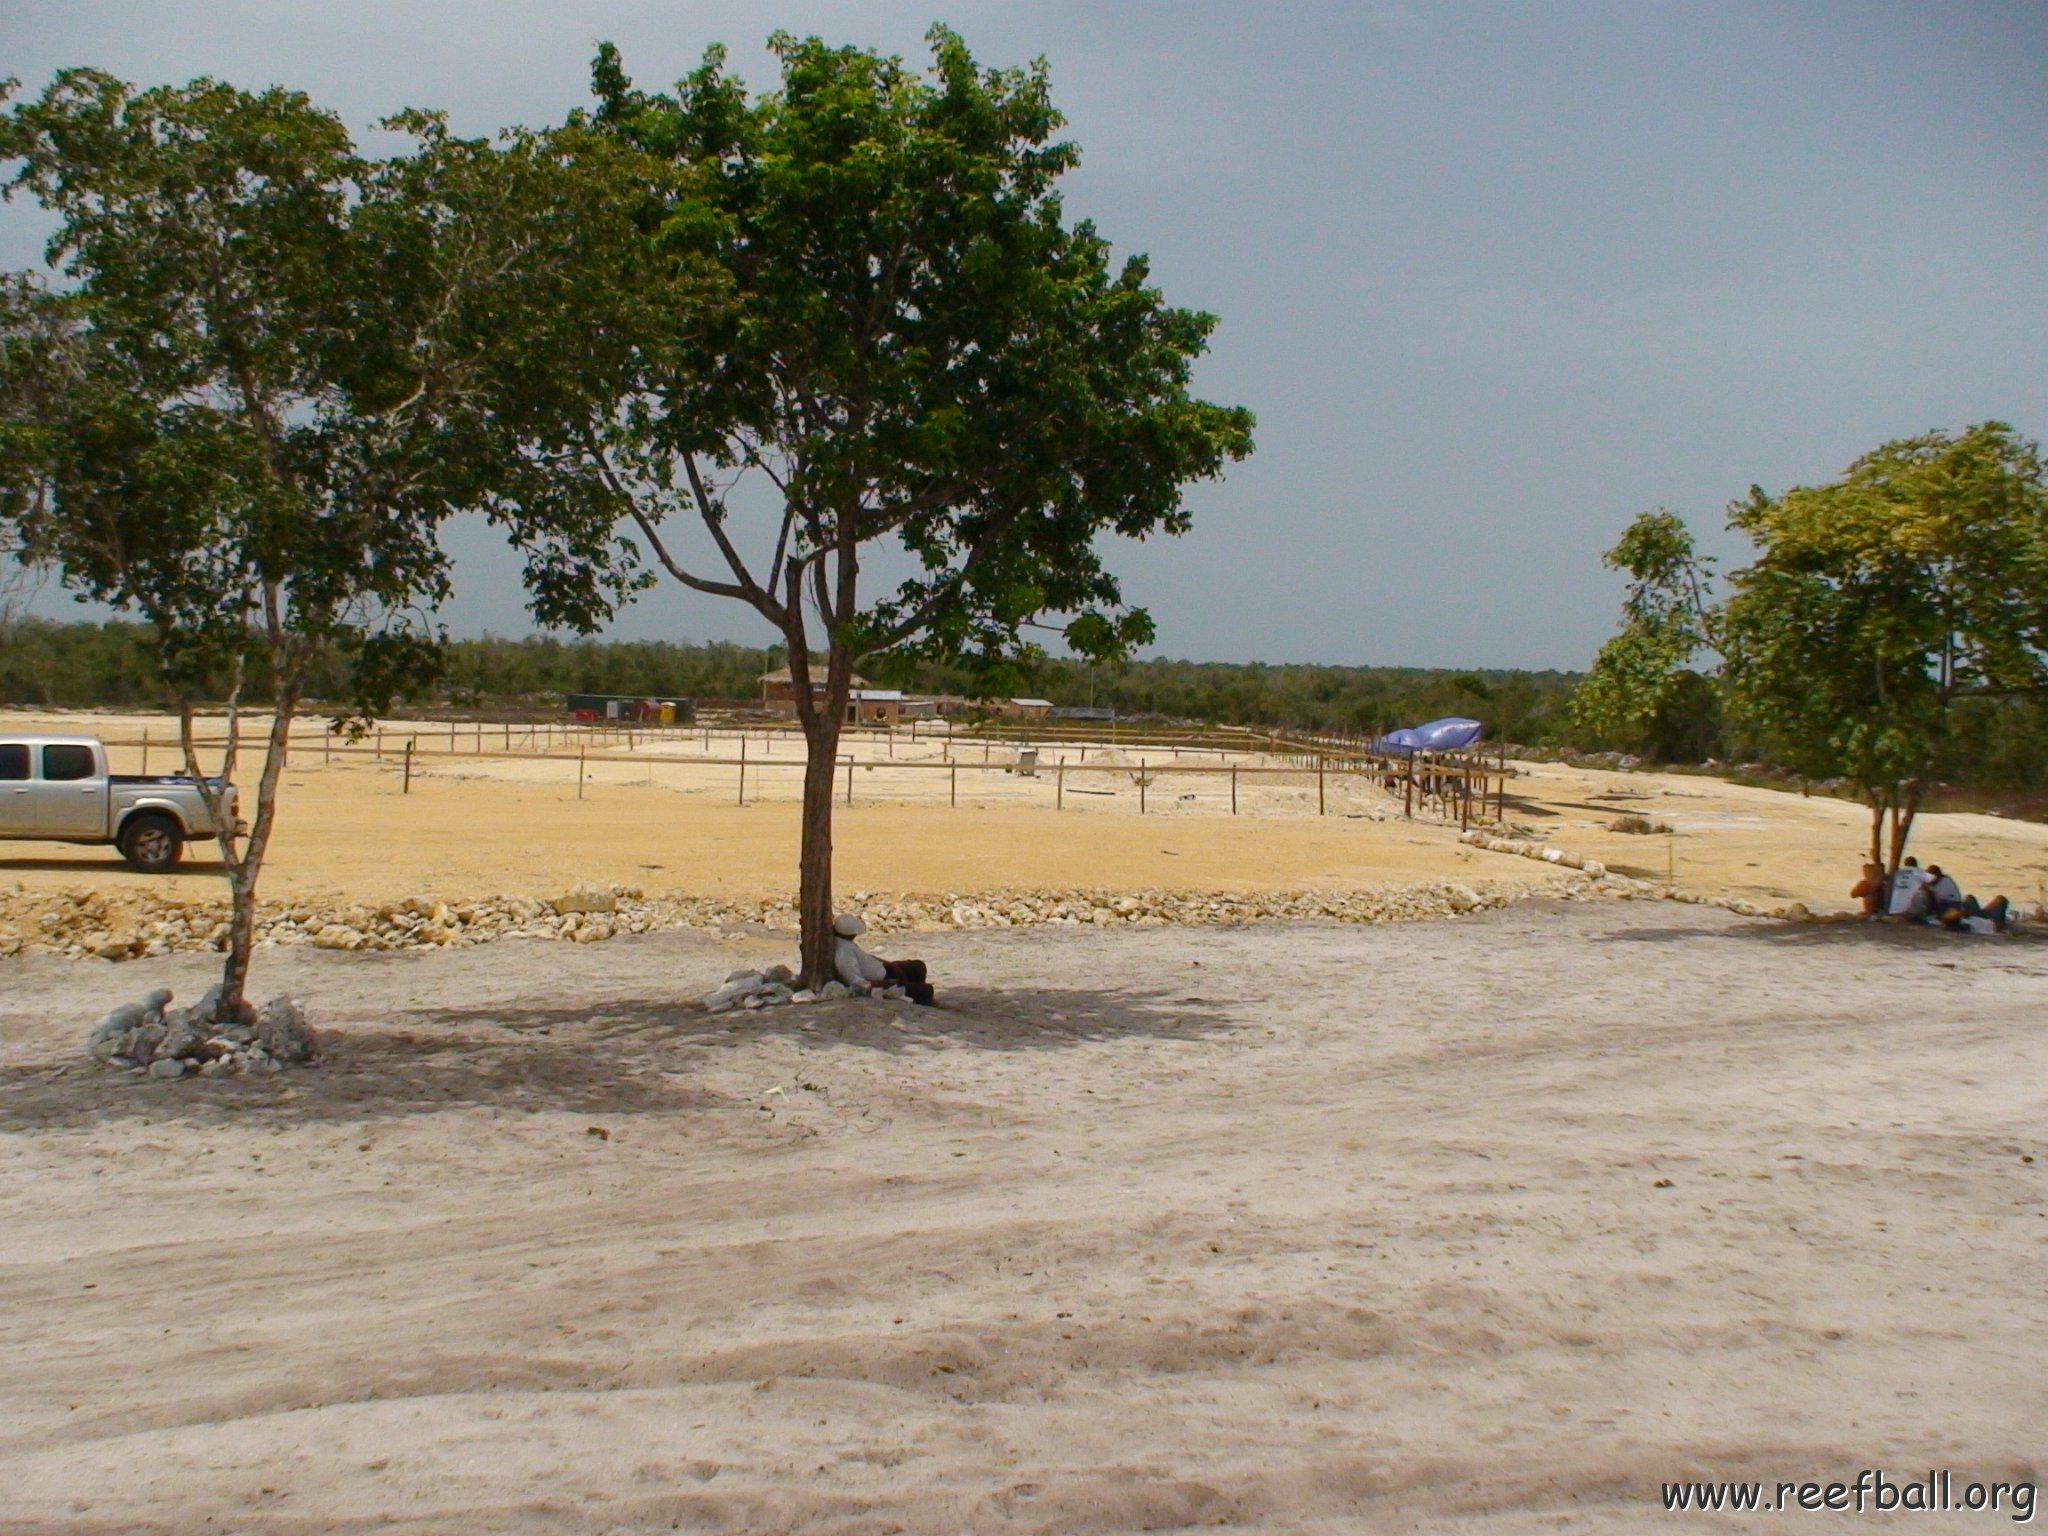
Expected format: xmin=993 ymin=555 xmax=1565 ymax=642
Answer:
xmin=796 ymin=711 xmax=842 ymax=989
xmin=781 ymin=519 xmax=861 ymax=990
xmin=784 ymin=619 xmax=855 ymax=989
xmin=1888 ymin=790 xmax=1922 ymax=875
xmin=215 ymin=681 xmax=300 ymax=1021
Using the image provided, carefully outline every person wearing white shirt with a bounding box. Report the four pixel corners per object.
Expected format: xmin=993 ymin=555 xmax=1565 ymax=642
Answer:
xmin=1887 ymin=857 xmax=1933 ymax=918
xmin=833 ymin=913 xmax=935 ymax=1004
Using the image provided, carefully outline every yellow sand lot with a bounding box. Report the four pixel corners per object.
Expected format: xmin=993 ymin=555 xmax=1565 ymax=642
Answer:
xmin=1 ymin=709 xmax=2044 ymax=915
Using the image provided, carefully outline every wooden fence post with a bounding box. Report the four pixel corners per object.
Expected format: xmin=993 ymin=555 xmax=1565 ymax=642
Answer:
xmin=1056 ymin=762 xmax=1064 ymax=810
xmin=1139 ymin=760 xmax=1147 ymax=815
xmin=1318 ymin=756 xmax=1326 ymax=815
xmin=403 ymin=738 xmax=415 ymax=794
xmin=738 ymin=736 xmax=747 ymax=805
xmin=845 ymin=756 xmax=853 ymax=805
xmin=578 ymin=746 xmax=586 ymax=800
xmin=950 ymin=761 xmax=957 ymax=807
xmin=1231 ymin=765 xmax=1237 ymax=815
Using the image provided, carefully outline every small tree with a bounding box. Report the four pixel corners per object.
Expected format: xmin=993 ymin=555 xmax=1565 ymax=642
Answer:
xmin=1570 ymin=509 xmax=1718 ymax=755
xmin=0 ymin=72 xmax=637 ymax=1018
xmin=544 ymin=29 xmax=1253 ymax=985
xmin=1576 ymin=424 xmax=2048 ymax=869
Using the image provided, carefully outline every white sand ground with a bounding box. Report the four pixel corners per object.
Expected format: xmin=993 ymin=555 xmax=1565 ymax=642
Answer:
xmin=2 ymin=904 xmax=2043 ymax=1533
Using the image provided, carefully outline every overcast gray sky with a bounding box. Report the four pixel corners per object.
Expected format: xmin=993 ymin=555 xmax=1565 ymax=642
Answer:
xmin=6 ymin=0 xmax=2044 ymax=668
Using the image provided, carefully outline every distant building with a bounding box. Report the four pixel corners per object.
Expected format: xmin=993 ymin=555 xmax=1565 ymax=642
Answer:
xmin=565 ymin=693 xmax=692 ymax=723
xmin=1050 ymin=705 xmax=1116 ymax=722
xmin=916 ymin=696 xmax=1053 ymax=719
xmin=847 ymin=688 xmax=905 ymax=725
xmin=758 ymin=665 xmax=872 ymax=715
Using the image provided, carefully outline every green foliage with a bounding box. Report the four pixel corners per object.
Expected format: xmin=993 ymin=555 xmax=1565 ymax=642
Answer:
xmin=551 ymin=26 xmax=1254 ymax=677
xmin=0 ymin=67 xmax=654 ymax=1010
xmin=1 ymin=619 xmax=1592 ymax=743
xmin=876 ymin=651 xmax=1574 ymax=739
xmin=1570 ymin=510 xmax=1715 ymax=752
xmin=1577 ymin=423 xmax=2048 ymax=855
xmin=1719 ymin=423 xmax=2048 ymax=854
xmin=534 ymin=27 xmax=1255 ymax=980
xmin=0 ymin=72 xmax=641 ymax=714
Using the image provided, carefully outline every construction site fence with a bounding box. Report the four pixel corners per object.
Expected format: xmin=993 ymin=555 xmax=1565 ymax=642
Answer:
xmin=110 ymin=717 xmax=1431 ymax=762
xmin=101 ymin=727 xmax=1506 ymax=825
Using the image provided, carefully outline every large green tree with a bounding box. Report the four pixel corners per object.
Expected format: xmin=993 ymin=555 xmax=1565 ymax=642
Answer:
xmin=1720 ymin=423 xmax=2048 ymax=868
xmin=1576 ymin=423 xmax=2048 ymax=869
xmin=540 ymin=29 xmax=1254 ymax=985
xmin=0 ymin=71 xmax=635 ymax=1018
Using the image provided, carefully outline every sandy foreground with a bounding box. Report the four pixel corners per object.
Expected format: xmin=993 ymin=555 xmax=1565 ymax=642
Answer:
xmin=3 ymin=903 xmax=2045 ymax=1533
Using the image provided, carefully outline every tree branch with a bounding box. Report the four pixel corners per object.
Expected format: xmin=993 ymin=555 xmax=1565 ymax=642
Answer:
xmin=625 ymin=502 xmax=753 ymax=604
xmin=860 ymin=506 xmax=1022 ymax=654
xmin=683 ymin=452 xmax=785 ymax=622
xmin=576 ymin=429 xmax=765 ymax=609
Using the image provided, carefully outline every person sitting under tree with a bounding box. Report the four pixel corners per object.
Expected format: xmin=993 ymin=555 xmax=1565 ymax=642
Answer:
xmin=833 ymin=914 xmax=936 ymax=1005
xmin=1923 ymin=867 xmax=2014 ymax=934
xmin=1887 ymin=856 xmax=1934 ymax=919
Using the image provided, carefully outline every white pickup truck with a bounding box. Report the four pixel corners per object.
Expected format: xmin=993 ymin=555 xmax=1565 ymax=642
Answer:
xmin=0 ymin=734 xmax=238 ymax=872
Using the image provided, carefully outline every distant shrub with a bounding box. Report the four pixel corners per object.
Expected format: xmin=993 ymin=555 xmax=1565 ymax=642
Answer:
xmin=1607 ymin=813 xmax=1672 ymax=835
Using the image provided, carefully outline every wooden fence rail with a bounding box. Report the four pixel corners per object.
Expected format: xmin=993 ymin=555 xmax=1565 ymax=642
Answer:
xmin=97 ymin=735 xmax=1503 ymax=824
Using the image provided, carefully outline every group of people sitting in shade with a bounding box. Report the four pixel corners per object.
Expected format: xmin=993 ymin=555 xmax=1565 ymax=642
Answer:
xmin=1853 ymin=857 xmax=2013 ymax=933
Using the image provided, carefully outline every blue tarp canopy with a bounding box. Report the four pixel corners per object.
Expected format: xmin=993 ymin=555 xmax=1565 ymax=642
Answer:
xmin=1372 ymin=717 xmax=1484 ymax=755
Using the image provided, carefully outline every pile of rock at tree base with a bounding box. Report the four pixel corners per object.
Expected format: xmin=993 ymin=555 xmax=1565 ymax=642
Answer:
xmin=87 ymin=986 xmax=318 ymax=1079
xmin=704 ymin=965 xmax=889 ymax=1013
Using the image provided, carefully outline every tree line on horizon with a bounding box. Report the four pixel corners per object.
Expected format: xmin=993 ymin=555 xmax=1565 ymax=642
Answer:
xmin=9 ymin=608 xmax=2045 ymax=803
xmin=0 ymin=615 xmax=1584 ymax=740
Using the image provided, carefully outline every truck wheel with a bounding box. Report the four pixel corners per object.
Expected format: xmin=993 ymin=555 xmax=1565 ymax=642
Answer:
xmin=119 ymin=814 xmax=184 ymax=872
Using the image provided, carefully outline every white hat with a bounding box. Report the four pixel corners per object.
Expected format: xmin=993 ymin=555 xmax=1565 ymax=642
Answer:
xmin=832 ymin=913 xmax=866 ymax=937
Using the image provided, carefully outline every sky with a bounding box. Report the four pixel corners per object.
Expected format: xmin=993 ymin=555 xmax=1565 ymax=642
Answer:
xmin=4 ymin=0 xmax=2044 ymax=670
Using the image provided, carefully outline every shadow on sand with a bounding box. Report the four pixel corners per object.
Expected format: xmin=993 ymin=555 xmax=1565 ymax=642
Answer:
xmin=1592 ymin=917 xmax=2048 ymax=950
xmin=0 ymin=854 xmax=230 ymax=876
xmin=0 ymin=982 xmax=1236 ymax=1133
